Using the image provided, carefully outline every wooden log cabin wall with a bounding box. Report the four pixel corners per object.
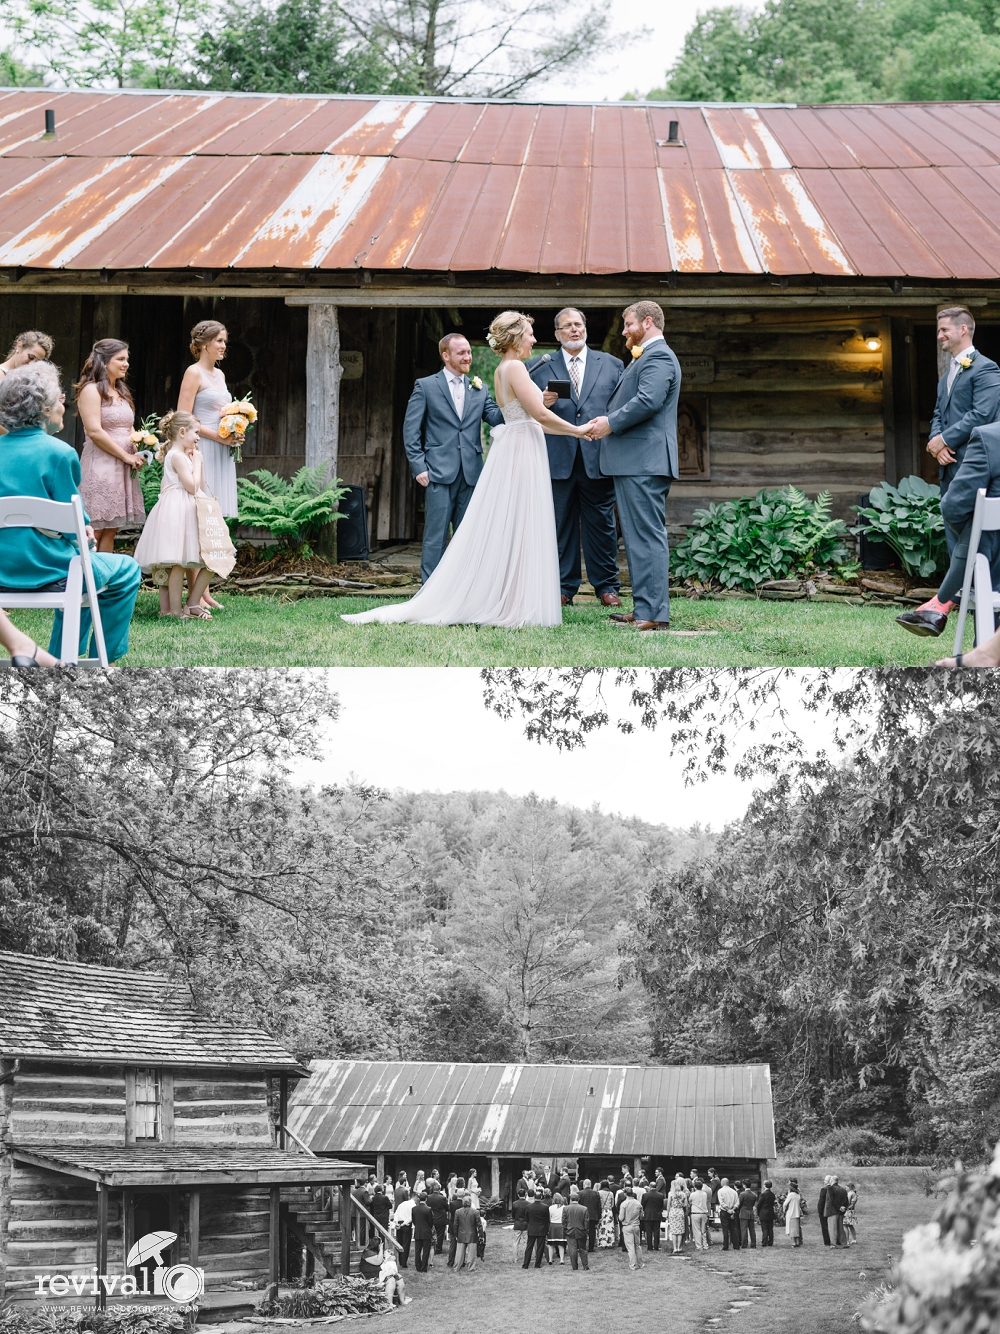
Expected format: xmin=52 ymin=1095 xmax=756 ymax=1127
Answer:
xmin=0 ymin=287 xmax=993 ymax=538
xmin=0 ymin=953 xmax=365 ymax=1308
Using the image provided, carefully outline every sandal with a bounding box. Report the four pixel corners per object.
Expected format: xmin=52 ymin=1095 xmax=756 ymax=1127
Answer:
xmin=182 ymin=605 xmax=212 ymax=620
xmin=11 ymin=643 xmax=73 ymax=668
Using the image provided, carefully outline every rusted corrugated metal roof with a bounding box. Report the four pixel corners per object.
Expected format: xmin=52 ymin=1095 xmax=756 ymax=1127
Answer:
xmin=3 ymin=89 xmax=1000 ymax=276
xmin=287 ymin=1061 xmax=776 ymax=1160
xmin=0 ymin=950 xmax=308 ymax=1072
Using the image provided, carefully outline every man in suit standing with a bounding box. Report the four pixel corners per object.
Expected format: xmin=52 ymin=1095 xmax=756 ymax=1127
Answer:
xmin=825 ymin=1176 xmax=848 ymax=1247
xmin=898 ymin=306 xmax=1000 ymax=636
xmin=757 ymin=1180 xmax=777 ymax=1247
xmin=412 ymin=1194 xmax=434 ymax=1272
xmin=527 ymin=309 xmax=624 ymax=607
xmin=577 ymin=1178 xmax=602 ymax=1252
xmin=403 ymin=333 xmax=505 ymax=585
xmin=452 ymin=1195 xmax=479 ymax=1271
xmin=564 ymin=1196 xmax=590 ymax=1270
xmin=619 ymin=1188 xmax=644 ymax=1270
xmin=522 ymin=1193 xmax=550 ymax=1269
xmin=426 ymin=1180 xmax=449 ymax=1255
xmin=641 ymin=1180 xmax=664 ymax=1251
xmin=717 ymin=1178 xmax=741 ymax=1251
xmin=817 ymin=1176 xmax=832 ymax=1246
xmin=589 ymin=301 xmax=679 ymax=631
xmin=737 ymin=1181 xmax=758 ymax=1250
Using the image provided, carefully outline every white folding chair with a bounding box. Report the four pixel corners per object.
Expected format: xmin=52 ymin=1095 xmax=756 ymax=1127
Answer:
xmin=952 ymin=489 xmax=1000 ymax=655
xmin=0 ymin=494 xmax=109 ymax=667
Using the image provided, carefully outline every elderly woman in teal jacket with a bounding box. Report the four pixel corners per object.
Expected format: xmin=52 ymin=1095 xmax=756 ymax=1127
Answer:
xmin=0 ymin=361 xmax=141 ymax=663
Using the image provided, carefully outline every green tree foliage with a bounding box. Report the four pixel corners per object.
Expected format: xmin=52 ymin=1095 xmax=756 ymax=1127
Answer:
xmin=194 ymin=0 xmax=395 ymax=93
xmin=11 ymin=0 xmax=199 ymax=87
xmin=485 ymin=669 xmax=1000 ymax=1158
xmin=651 ymin=0 xmax=1000 ymax=103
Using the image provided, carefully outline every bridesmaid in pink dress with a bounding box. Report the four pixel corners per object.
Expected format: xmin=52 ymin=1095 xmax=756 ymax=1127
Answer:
xmin=76 ymin=339 xmax=145 ymax=553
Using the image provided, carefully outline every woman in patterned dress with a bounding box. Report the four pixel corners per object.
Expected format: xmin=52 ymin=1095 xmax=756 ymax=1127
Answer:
xmin=666 ymin=1180 xmax=688 ymax=1254
xmin=76 ymin=340 xmax=145 ymax=553
xmin=597 ymin=1180 xmax=616 ymax=1248
xmin=843 ymin=1182 xmax=858 ymax=1245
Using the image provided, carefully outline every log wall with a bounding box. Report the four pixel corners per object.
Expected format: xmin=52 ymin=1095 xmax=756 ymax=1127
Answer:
xmin=9 ymin=1062 xmax=127 ymax=1145
xmin=172 ymin=1072 xmax=272 ymax=1144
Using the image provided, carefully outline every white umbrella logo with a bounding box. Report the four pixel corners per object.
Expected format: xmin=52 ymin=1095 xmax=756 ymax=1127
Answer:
xmin=127 ymin=1231 xmax=176 ymax=1269
xmin=127 ymin=1231 xmax=204 ymax=1303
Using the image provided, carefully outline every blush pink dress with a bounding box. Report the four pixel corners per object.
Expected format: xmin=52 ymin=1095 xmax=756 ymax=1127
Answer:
xmin=78 ymin=395 xmax=145 ymax=530
xmin=132 ymin=449 xmax=205 ymax=582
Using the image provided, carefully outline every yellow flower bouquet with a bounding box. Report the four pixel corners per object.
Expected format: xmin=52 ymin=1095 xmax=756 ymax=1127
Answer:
xmin=130 ymin=415 xmax=159 ymax=452
xmin=218 ymin=394 xmax=258 ymax=463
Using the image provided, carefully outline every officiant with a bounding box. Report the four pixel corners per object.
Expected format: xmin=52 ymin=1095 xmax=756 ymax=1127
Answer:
xmin=527 ymin=309 xmax=624 ymax=607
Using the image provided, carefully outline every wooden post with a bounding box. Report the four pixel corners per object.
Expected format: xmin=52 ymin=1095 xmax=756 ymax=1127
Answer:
xmin=278 ymin=1077 xmax=288 ymax=1149
xmin=121 ymin=1188 xmax=133 ymax=1285
xmin=188 ymin=1189 xmax=200 ymax=1269
xmin=268 ymin=1184 xmax=281 ymax=1294
xmin=634 ymin=1157 xmax=642 ymax=1180
xmin=490 ymin=1156 xmax=500 ymax=1201
xmin=339 ymin=1184 xmax=352 ymax=1276
xmin=96 ymin=1185 xmax=108 ymax=1310
xmin=306 ymin=303 xmax=343 ymax=479
xmin=376 ymin=1153 xmax=385 ymax=1186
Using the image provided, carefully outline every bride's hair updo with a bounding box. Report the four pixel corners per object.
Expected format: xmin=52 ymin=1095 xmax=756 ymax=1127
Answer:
xmin=487 ymin=310 xmax=534 ymax=355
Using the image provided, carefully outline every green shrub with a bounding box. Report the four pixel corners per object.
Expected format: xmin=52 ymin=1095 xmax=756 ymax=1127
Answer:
xmin=673 ymin=487 xmax=851 ymax=590
xmin=256 ymin=1277 xmax=388 ymax=1318
xmin=852 ymin=476 xmax=947 ymax=579
xmin=138 ymin=458 xmax=163 ymax=512
xmin=236 ymin=467 xmax=348 ymax=556
xmin=0 ymin=1305 xmax=189 ymax=1334
xmin=816 ymin=1125 xmax=899 ymax=1159
xmin=860 ymin=1146 xmax=1000 ymax=1334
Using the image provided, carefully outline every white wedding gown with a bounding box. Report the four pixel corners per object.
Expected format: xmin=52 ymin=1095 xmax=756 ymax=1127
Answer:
xmin=341 ymin=394 xmax=561 ymax=628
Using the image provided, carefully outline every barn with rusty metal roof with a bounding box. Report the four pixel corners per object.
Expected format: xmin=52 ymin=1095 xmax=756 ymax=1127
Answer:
xmin=2 ymin=87 xmax=998 ymax=543
xmin=288 ymin=1059 xmax=776 ymax=1202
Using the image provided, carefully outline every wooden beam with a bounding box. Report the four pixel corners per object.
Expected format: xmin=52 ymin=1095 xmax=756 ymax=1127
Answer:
xmin=124 ymin=1069 xmax=136 ymax=1145
xmin=96 ymin=1186 xmax=108 ymax=1311
xmin=278 ymin=1077 xmax=288 ymax=1150
xmin=160 ymin=1070 xmax=174 ymax=1145
xmin=305 ymin=303 xmax=343 ymax=480
xmin=269 ymin=1184 xmax=280 ymax=1290
xmin=490 ymin=1156 xmax=500 ymax=1199
xmin=122 ymin=1188 xmax=133 ymax=1283
xmin=339 ymin=1184 xmax=352 ymax=1276
xmin=188 ymin=1189 xmax=200 ymax=1269
xmin=376 ymin=1153 xmax=385 ymax=1186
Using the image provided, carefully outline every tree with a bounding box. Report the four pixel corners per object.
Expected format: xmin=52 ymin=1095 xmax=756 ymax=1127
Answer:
xmin=11 ymin=0 xmax=199 ymax=86
xmin=329 ymin=0 xmax=636 ymax=98
xmin=649 ymin=0 xmax=1000 ymax=104
xmin=194 ymin=0 xmax=395 ymax=100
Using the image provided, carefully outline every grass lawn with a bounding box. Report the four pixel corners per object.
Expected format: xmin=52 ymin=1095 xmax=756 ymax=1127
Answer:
xmin=383 ymin=1164 xmax=932 ymax=1334
xmin=9 ymin=593 xmax=969 ymax=667
xmin=215 ymin=1165 xmax=934 ymax=1334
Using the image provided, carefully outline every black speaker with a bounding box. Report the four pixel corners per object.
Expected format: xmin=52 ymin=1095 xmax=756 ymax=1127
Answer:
xmin=337 ymin=484 xmax=369 ymax=560
xmin=856 ymin=493 xmax=898 ymax=570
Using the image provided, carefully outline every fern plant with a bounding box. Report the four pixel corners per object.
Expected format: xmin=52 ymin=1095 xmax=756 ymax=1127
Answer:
xmin=673 ymin=486 xmax=851 ymax=590
xmin=236 ymin=467 xmax=348 ymax=556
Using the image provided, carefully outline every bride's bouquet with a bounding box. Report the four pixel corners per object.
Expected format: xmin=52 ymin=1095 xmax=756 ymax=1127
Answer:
xmin=218 ymin=393 xmax=257 ymax=463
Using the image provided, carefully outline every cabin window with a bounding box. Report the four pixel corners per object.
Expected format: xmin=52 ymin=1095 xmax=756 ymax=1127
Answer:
xmin=133 ymin=1068 xmax=161 ymax=1140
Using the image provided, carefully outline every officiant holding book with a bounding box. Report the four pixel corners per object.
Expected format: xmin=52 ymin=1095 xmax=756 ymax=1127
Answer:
xmin=528 ymin=309 xmax=624 ymax=607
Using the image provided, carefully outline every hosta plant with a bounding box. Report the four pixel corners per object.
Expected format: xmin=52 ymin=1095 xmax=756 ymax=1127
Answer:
xmin=236 ymin=466 xmax=348 ymax=556
xmin=673 ymin=486 xmax=851 ymax=590
xmin=851 ymin=476 xmax=947 ymax=580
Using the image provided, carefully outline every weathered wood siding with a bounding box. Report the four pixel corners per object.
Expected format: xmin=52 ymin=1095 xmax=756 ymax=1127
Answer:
xmin=199 ymin=1186 xmax=270 ymax=1281
xmin=2 ymin=1162 xmax=123 ymax=1300
xmin=661 ymin=309 xmax=885 ymax=523
xmin=172 ymin=1072 xmax=272 ymax=1144
xmin=9 ymin=1062 xmax=126 ymax=1144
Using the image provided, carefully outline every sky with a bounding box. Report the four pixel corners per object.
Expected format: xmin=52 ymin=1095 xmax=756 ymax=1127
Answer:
xmin=540 ymin=0 xmax=708 ymax=101
xmin=295 ymin=669 xmax=835 ymax=829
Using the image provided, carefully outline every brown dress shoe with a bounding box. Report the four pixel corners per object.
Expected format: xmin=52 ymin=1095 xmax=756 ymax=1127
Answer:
xmin=561 ymin=594 xmax=573 ymax=606
xmin=608 ymin=612 xmax=634 ymax=623
xmin=599 ymin=591 xmax=623 ymax=607
xmin=635 ymin=620 xmax=670 ymax=631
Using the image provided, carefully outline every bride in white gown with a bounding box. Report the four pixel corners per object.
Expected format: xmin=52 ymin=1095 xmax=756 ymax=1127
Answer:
xmin=342 ymin=311 xmax=597 ymax=628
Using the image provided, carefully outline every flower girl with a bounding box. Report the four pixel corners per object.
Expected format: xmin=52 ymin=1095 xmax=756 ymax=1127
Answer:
xmin=133 ymin=410 xmax=215 ymax=619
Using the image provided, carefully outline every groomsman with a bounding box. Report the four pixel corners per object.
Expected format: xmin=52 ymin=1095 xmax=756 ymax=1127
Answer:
xmin=403 ymin=333 xmax=505 ymax=585
xmin=527 ymin=309 xmax=624 ymax=607
xmin=899 ymin=306 xmax=1000 ymax=636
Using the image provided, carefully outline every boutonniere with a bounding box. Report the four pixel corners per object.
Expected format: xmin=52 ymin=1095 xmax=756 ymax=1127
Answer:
xmin=958 ymin=353 xmax=975 ymax=371
xmin=471 ymin=376 xmax=482 ymax=390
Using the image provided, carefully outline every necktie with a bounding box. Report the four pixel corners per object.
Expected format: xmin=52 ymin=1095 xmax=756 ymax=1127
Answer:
xmin=569 ymin=356 xmax=582 ymax=396
xmin=948 ymin=358 xmax=961 ymax=392
xmin=450 ymin=375 xmax=464 ymax=416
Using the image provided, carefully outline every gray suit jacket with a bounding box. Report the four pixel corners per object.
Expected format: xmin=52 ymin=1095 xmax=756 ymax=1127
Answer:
xmin=599 ymin=339 xmax=680 ymax=479
xmin=527 ymin=348 xmax=625 ymax=480
xmin=939 ymin=422 xmax=1000 ymax=588
xmin=929 ymin=349 xmax=1000 ymax=490
xmin=403 ymin=370 xmax=504 ymax=486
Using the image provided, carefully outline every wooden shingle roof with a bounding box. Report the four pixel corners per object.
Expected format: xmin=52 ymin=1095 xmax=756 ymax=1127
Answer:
xmin=0 ymin=951 xmax=307 ymax=1073
xmin=11 ymin=1143 xmax=365 ymax=1185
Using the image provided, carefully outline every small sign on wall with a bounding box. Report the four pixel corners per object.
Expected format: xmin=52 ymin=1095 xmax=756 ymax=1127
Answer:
xmin=340 ymin=351 xmax=364 ymax=380
xmin=677 ymin=394 xmax=710 ymax=479
xmin=678 ymin=355 xmax=715 ymax=384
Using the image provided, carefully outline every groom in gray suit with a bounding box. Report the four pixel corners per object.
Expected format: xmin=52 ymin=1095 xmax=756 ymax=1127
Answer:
xmin=589 ymin=301 xmax=679 ymax=630
xmin=404 ymin=333 xmax=504 ymax=584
